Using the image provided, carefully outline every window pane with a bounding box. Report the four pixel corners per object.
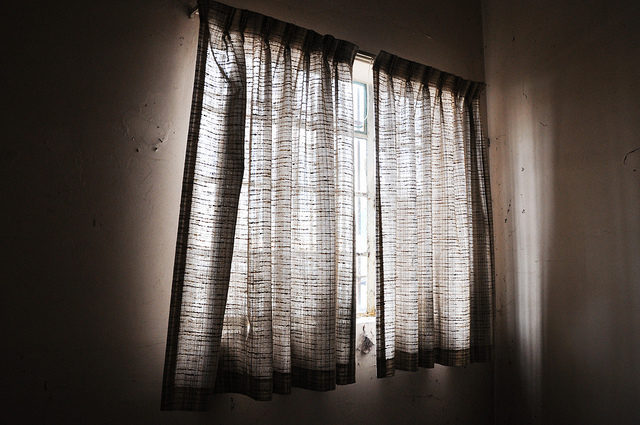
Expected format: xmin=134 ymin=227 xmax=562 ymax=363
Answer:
xmin=357 ymin=138 xmax=367 ymax=193
xmin=353 ymin=82 xmax=367 ymax=134
xmin=356 ymin=276 xmax=367 ymax=313
xmin=353 ymin=138 xmax=360 ymax=193
xmin=355 ymin=196 xmax=367 ymax=253
xmin=356 ymin=254 xmax=367 ymax=277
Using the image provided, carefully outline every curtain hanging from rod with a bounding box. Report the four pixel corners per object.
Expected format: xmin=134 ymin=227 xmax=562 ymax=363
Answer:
xmin=162 ymin=0 xmax=358 ymax=411
xmin=373 ymin=51 xmax=494 ymax=376
xmin=162 ymin=0 xmax=494 ymax=412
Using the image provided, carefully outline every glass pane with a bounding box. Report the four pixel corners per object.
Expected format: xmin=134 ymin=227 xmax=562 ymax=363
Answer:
xmin=356 ymin=276 xmax=367 ymax=313
xmin=356 ymin=254 xmax=367 ymax=277
xmin=353 ymin=138 xmax=360 ymax=192
xmin=353 ymin=82 xmax=367 ymax=134
xmin=357 ymin=138 xmax=367 ymax=193
xmin=355 ymin=196 xmax=367 ymax=253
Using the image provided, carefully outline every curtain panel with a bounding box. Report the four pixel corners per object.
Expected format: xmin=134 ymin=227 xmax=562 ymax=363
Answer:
xmin=162 ymin=0 xmax=357 ymax=410
xmin=373 ymin=51 xmax=494 ymax=377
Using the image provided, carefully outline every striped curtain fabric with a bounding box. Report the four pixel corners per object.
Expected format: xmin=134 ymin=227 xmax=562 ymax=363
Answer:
xmin=162 ymin=0 xmax=357 ymax=410
xmin=373 ymin=51 xmax=494 ymax=377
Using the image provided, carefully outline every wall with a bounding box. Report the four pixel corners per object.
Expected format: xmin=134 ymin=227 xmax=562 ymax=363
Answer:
xmin=2 ymin=0 xmax=491 ymax=424
xmin=482 ymin=1 xmax=640 ymax=424
xmin=213 ymin=0 xmax=486 ymax=82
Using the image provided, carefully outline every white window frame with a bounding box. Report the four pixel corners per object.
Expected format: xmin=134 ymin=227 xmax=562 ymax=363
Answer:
xmin=353 ymin=54 xmax=376 ymax=317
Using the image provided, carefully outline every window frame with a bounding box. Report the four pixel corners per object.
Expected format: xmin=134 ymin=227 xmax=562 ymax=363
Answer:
xmin=353 ymin=55 xmax=376 ymax=317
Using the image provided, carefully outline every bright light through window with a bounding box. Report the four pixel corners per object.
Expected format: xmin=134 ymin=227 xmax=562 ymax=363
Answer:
xmin=353 ymin=82 xmax=367 ymax=134
xmin=353 ymin=55 xmax=375 ymax=316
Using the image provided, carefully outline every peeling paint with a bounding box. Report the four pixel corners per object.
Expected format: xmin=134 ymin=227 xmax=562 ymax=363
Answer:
xmin=357 ymin=322 xmax=376 ymax=356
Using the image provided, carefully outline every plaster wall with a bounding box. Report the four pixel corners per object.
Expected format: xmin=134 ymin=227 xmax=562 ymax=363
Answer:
xmin=2 ymin=1 xmax=491 ymax=424
xmin=482 ymin=1 xmax=640 ymax=423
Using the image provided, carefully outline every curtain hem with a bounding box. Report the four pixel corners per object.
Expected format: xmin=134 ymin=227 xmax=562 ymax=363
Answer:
xmin=377 ymin=345 xmax=493 ymax=377
xmin=161 ymin=386 xmax=212 ymax=411
xmin=211 ymin=364 xmax=356 ymax=402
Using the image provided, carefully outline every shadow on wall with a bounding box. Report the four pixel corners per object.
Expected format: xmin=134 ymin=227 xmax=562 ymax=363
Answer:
xmin=492 ymin=72 xmax=553 ymax=425
xmin=490 ymin=5 xmax=640 ymax=422
xmin=541 ymin=46 xmax=640 ymax=423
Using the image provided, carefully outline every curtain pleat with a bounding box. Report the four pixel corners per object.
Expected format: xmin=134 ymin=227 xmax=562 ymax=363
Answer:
xmin=373 ymin=51 xmax=494 ymax=377
xmin=162 ymin=0 xmax=357 ymax=410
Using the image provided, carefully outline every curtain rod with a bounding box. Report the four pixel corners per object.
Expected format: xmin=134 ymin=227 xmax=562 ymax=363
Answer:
xmin=356 ymin=51 xmax=376 ymax=63
xmin=189 ymin=6 xmax=377 ymax=62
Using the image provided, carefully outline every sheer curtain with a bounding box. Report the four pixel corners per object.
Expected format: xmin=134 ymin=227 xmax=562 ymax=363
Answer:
xmin=373 ymin=51 xmax=494 ymax=377
xmin=162 ymin=0 xmax=357 ymax=410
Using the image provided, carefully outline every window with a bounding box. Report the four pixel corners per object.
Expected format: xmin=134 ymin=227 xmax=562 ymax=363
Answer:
xmin=353 ymin=55 xmax=375 ymax=316
xmin=164 ymin=5 xmax=494 ymax=410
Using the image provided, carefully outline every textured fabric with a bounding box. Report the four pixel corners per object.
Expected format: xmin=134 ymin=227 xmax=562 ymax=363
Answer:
xmin=373 ymin=51 xmax=494 ymax=377
xmin=162 ymin=0 xmax=357 ymax=410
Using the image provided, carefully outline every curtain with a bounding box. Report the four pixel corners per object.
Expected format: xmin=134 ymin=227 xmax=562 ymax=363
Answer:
xmin=162 ymin=0 xmax=357 ymax=410
xmin=373 ymin=51 xmax=494 ymax=377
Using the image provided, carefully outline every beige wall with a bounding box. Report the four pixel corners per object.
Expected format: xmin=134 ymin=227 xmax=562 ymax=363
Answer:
xmin=482 ymin=0 xmax=640 ymax=423
xmin=3 ymin=0 xmax=491 ymax=423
